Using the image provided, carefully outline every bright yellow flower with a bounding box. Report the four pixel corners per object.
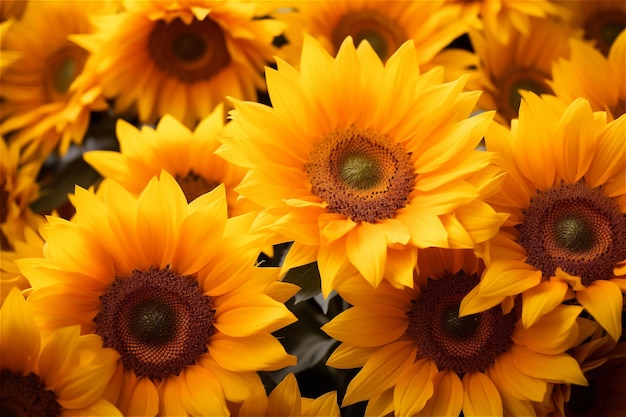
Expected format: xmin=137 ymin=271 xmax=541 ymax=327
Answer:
xmin=468 ymin=16 xmax=578 ymax=125
xmin=0 ymin=1 xmax=112 ymax=160
xmin=233 ymin=373 xmax=341 ymax=417
xmin=323 ymin=248 xmax=589 ymax=416
xmin=558 ymin=0 xmax=626 ymax=55
xmin=218 ymin=35 xmax=507 ymax=294
xmin=444 ymin=0 xmax=564 ymax=44
xmin=538 ymin=322 xmax=626 ymax=417
xmin=551 ymin=29 xmax=625 ymax=121
xmin=273 ymin=0 xmax=467 ymax=65
xmin=0 ymin=286 xmax=121 ymax=416
xmin=18 ymin=172 xmax=298 ymax=416
xmin=460 ymin=94 xmax=626 ymax=342
xmin=84 ymin=106 xmax=256 ymax=216
xmin=73 ymin=0 xmax=284 ymax=127
xmin=0 ymin=138 xmax=44 ymax=250
xmin=0 ymin=225 xmax=43 ymax=302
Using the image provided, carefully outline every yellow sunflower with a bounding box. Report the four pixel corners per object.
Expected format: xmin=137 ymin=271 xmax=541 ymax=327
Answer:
xmin=0 ymin=1 xmax=112 ymax=160
xmin=272 ymin=0 xmax=467 ymax=66
xmin=322 ymin=248 xmax=590 ymax=416
xmin=1 ymin=286 xmax=122 ymax=416
xmin=73 ymin=0 xmax=284 ymax=127
xmin=0 ymin=225 xmax=43 ymax=302
xmin=468 ymin=15 xmax=578 ymax=125
xmin=17 ymin=172 xmax=298 ymax=416
xmin=0 ymin=20 xmax=20 ymax=75
xmin=460 ymin=94 xmax=626 ymax=342
xmin=218 ymin=35 xmax=507 ymax=294
xmin=0 ymin=138 xmax=44 ymax=250
xmin=558 ymin=0 xmax=626 ymax=55
xmin=550 ymin=29 xmax=625 ymax=121
xmin=84 ymin=105 xmax=256 ymax=216
xmin=537 ymin=322 xmax=626 ymax=417
xmin=443 ymin=0 xmax=564 ymax=44
xmin=232 ymin=373 xmax=341 ymax=417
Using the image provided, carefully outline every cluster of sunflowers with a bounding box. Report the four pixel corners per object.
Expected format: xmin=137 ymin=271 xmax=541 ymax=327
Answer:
xmin=1 ymin=0 xmax=625 ymax=416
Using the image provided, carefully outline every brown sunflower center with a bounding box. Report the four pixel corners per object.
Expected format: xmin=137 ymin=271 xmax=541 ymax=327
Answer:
xmin=43 ymin=42 xmax=88 ymax=102
xmin=0 ymin=369 xmax=62 ymax=417
xmin=306 ymin=126 xmax=415 ymax=223
xmin=583 ymin=10 xmax=626 ymax=55
xmin=94 ymin=266 xmax=215 ymax=381
xmin=331 ymin=9 xmax=407 ymax=61
xmin=498 ymin=69 xmax=553 ymax=123
xmin=407 ymin=272 xmax=519 ymax=375
xmin=518 ymin=181 xmax=626 ymax=286
xmin=148 ymin=17 xmax=230 ymax=83
xmin=175 ymin=171 xmax=220 ymax=202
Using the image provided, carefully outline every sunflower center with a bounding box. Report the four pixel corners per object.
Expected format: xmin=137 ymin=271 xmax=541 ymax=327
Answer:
xmin=407 ymin=272 xmax=518 ymax=375
xmin=583 ymin=10 xmax=626 ymax=55
xmin=0 ymin=369 xmax=62 ymax=417
xmin=306 ymin=126 xmax=415 ymax=223
xmin=94 ymin=266 xmax=215 ymax=380
xmin=43 ymin=43 xmax=88 ymax=102
xmin=499 ymin=70 xmax=552 ymax=123
xmin=175 ymin=171 xmax=220 ymax=202
xmin=148 ymin=17 xmax=230 ymax=83
xmin=331 ymin=9 xmax=407 ymax=61
xmin=518 ymin=181 xmax=626 ymax=286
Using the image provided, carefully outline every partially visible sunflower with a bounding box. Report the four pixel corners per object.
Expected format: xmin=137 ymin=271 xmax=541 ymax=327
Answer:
xmin=550 ymin=29 xmax=625 ymax=121
xmin=218 ymin=35 xmax=507 ymax=294
xmin=73 ymin=0 xmax=284 ymax=127
xmin=232 ymin=373 xmax=341 ymax=417
xmin=84 ymin=105 xmax=256 ymax=216
xmin=322 ymin=248 xmax=590 ymax=416
xmin=0 ymin=1 xmax=112 ymax=160
xmin=468 ymin=15 xmax=579 ymax=125
xmin=0 ymin=138 xmax=44 ymax=250
xmin=558 ymin=0 xmax=626 ymax=55
xmin=443 ymin=0 xmax=564 ymax=44
xmin=0 ymin=286 xmax=122 ymax=416
xmin=271 ymin=0 xmax=467 ymax=66
xmin=538 ymin=323 xmax=626 ymax=417
xmin=460 ymin=94 xmax=626 ymax=342
xmin=0 ymin=20 xmax=19 ymax=75
xmin=18 ymin=172 xmax=298 ymax=416
xmin=0 ymin=224 xmax=43 ymax=302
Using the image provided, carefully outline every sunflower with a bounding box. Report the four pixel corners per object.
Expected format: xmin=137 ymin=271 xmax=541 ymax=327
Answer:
xmin=468 ymin=15 xmax=578 ymax=125
xmin=550 ymin=29 xmax=625 ymax=121
xmin=271 ymin=0 xmax=467 ymax=66
xmin=17 ymin=172 xmax=298 ymax=416
xmin=558 ymin=0 xmax=626 ymax=55
xmin=84 ymin=105 xmax=256 ymax=216
xmin=0 ymin=138 xmax=44 ymax=251
xmin=1 ymin=286 xmax=122 ymax=416
xmin=232 ymin=373 xmax=341 ymax=417
xmin=0 ymin=225 xmax=43 ymax=302
xmin=218 ymin=35 xmax=507 ymax=294
xmin=443 ymin=0 xmax=564 ymax=44
xmin=537 ymin=322 xmax=626 ymax=417
xmin=322 ymin=248 xmax=590 ymax=416
xmin=460 ymin=94 xmax=626 ymax=342
xmin=73 ymin=0 xmax=284 ymax=128
xmin=0 ymin=1 xmax=112 ymax=160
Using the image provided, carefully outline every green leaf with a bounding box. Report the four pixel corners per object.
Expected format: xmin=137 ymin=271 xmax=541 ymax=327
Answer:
xmin=282 ymin=262 xmax=322 ymax=304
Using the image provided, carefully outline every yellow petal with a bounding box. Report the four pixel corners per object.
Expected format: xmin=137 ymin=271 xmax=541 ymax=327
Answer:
xmin=462 ymin=371 xmax=503 ymax=417
xmin=214 ymin=296 xmax=296 ymax=337
xmin=346 ymin=222 xmax=387 ymax=288
xmin=576 ymin=279 xmax=623 ymax=341
xmin=180 ymin=365 xmax=229 ymax=417
xmin=394 ymin=359 xmax=438 ymax=416
xmin=514 ymin=305 xmax=584 ymax=354
xmin=266 ymin=373 xmax=301 ymax=416
xmin=509 ymin=345 xmax=588 ymax=386
xmin=321 ymin=305 xmax=408 ymax=347
xmin=303 ymin=391 xmax=341 ymax=417
xmin=209 ymin=332 xmax=296 ymax=372
xmin=521 ymin=279 xmax=569 ymax=328
xmin=62 ymin=399 xmax=122 ymax=416
xmin=125 ymin=376 xmax=159 ymax=417
xmin=415 ymin=370 xmax=463 ymax=417
xmin=0 ymin=287 xmax=40 ymax=373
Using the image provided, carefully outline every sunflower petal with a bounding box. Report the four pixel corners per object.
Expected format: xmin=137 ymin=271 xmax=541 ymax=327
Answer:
xmin=394 ymin=359 xmax=438 ymax=416
xmin=576 ymin=279 xmax=623 ymax=341
xmin=0 ymin=287 xmax=40 ymax=373
xmin=521 ymin=279 xmax=569 ymax=328
xmin=462 ymin=371 xmax=503 ymax=417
